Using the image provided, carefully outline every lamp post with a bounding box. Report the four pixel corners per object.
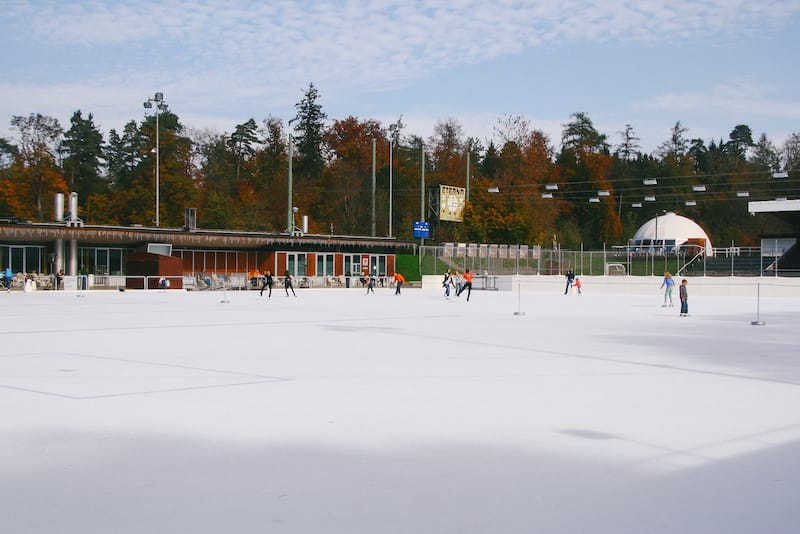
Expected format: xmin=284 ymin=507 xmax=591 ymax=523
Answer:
xmin=143 ymin=92 xmax=167 ymax=227
xmin=388 ymin=138 xmax=393 ymax=238
xmin=653 ymin=209 xmax=666 ymax=275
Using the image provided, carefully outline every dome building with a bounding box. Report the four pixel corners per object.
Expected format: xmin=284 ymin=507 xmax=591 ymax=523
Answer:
xmin=629 ymin=212 xmax=714 ymax=256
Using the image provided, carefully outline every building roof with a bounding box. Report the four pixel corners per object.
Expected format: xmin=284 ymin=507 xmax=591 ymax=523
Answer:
xmin=631 ymin=212 xmax=713 ymax=254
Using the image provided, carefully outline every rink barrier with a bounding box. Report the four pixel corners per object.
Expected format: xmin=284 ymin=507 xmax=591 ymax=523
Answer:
xmin=421 ymin=275 xmax=800 ymax=298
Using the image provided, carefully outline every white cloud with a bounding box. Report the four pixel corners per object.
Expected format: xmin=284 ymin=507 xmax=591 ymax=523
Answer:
xmin=640 ymin=82 xmax=800 ymax=121
xmin=2 ymin=0 xmax=799 ymax=150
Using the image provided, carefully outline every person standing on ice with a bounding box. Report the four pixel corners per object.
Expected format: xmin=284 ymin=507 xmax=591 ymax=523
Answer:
xmin=660 ymin=271 xmax=675 ymax=307
xmin=366 ymin=273 xmax=375 ymax=295
xmin=679 ymin=278 xmax=689 ymax=317
xmin=442 ymin=269 xmax=454 ymax=297
xmin=564 ymin=267 xmax=575 ymax=294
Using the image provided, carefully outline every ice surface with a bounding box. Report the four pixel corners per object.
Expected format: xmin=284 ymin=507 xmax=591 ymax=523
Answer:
xmin=1 ymin=287 xmax=799 ymax=533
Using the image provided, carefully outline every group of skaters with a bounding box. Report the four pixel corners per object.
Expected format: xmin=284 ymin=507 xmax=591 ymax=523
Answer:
xmin=256 ymin=270 xmax=296 ymax=298
xmin=564 ymin=266 xmax=690 ymax=316
xmin=441 ymin=268 xmax=473 ymax=301
xmin=365 ymin=272 xmax=405 ymax=295
xmin=564 ymin=268 xmax=582 ymax=295
xmin=661 ymin=271 xmax=690 ymax=316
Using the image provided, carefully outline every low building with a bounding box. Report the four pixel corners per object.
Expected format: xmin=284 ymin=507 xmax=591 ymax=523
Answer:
xmin=628 ymin=212 xmax=714 ymax=257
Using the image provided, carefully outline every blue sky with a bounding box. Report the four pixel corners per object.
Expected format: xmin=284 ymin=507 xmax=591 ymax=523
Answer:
xmin=2 ymin=0 xmax=799 ymax=155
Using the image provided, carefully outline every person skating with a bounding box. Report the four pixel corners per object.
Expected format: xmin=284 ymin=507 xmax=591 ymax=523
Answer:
xmin=366 ymin=274 xmax=375 ymax=295
xmin=284 ymin=270 xmax=296 ymax=297
xmin=260 ymin=270 xmax=274 ymax=298
xmin=660 ymin=271 xmax=675 ymax=307
xmin=442 ymin=269 xmax=454 ymax=297
xmin=564 ymin=267 xmax=575 ymax=295
xmin=393 ymin=272 xmax=405 ymax=295
xmin=456 ymin=269 xmax=473 ymax=301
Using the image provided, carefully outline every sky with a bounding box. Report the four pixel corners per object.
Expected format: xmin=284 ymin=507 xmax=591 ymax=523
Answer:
xmin=2 ymin=0 xmax=800 ymax=155
xmin=2 ymin=284 xmax=799 ymax=532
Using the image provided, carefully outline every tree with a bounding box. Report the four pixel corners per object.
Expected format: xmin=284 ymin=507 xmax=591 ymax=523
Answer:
xmin=227 ymin=118 xmax=259 ymax=183
xmin=292 ymin=83 xmax=327 ymax=183
xmin=323 ymin=116 xmax=382 ymax=234
xmin=493 ymin=114 xmax=532 ymax=147
xmin=9 ymin=113 xmax=67 ymax=220
xmin=106 ymin=121 xmax=145 ymax=190
xmin=726 ymin=124 xmax=754 ymax=162
xmin=61 ymin=110 xmax=106 ymax=198
xmin=749 ymin=133 xmax=781 ymax=172
xmin=783 ymin=132 xmax=800 ymax=173
xmin=657 ymin=121 xmax=693 ymax=175
xmin=615 ymin=124 xmax=640 ymax=162
xmin=657 ymin=121 xmax=689 ymax=160
xmin=561 ymin=112 xmax=608 ymax=159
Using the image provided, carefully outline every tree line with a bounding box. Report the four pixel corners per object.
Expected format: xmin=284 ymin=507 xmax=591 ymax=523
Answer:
xmin=1 ymin=83 xmax=798 ymax=249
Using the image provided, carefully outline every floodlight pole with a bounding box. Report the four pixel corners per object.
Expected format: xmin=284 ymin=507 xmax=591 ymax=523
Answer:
xmin=466 ymin=142 xmax=470 ymax=201
xmin=143 ymin=92 xmax=166 ymax=227
xmin=420 ymin=143 xmax=425 ymax=222
xmin=371 ymin=138 xmax=376 ymax=236
xmin=389 ymin=139 xmax=393 ymax=238
xmin=286 ymin=134 xmax=294 ymax=234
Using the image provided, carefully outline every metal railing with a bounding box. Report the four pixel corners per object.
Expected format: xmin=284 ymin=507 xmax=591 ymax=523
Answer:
xmin=419 ymin=244 xmax=798 ymax=278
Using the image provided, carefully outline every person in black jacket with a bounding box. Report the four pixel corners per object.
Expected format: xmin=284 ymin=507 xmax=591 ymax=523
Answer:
xmin=260 ymin=270 xmax=274 ymax=298
xmin=564 ymin=267 xmax=575 ymax=295
xmin=284 ymin=270 xmax=296 ymax=297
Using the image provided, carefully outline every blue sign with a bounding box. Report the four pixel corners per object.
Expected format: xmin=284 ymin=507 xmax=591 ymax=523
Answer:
xmin=413 ymin=221 xmax=430 ymax=238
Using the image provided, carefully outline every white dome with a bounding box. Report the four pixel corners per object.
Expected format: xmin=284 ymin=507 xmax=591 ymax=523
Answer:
xmin=631 ymin=212 xmax=713 ymax=255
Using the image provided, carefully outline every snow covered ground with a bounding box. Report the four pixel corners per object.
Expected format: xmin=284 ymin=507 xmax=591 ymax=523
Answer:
xmin=2 ymin=285 xmax=799 ymax=533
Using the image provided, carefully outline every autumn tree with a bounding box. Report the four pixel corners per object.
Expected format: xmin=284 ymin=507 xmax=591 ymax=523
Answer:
xmin=557 ymin=112 xmax=619 ymax=247
xmin=323 ymin=116 xmax=382 ymax=234
xmin=9 ymin=113 xmax=67 ymax=220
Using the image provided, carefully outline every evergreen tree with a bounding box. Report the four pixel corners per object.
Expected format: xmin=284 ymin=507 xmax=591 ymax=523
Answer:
xmin=227 ymin=118 xmax=259 ymax=183
xmin=749 ymin=133 xmax=781 ymax=172
xmin=61 ymin=110 xmax=106 ymax=198
xmin=292 ymin=83 xmax=327 ymax=183
xmin=726 ymin=124 xmax=754 ymax=162
xmin=560 ymin=112 xmax=608 ymax=159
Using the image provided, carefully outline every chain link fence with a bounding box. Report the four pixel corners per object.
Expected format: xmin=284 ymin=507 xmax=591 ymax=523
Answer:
xmin=419 ymin=243 xmax=793 ymax=277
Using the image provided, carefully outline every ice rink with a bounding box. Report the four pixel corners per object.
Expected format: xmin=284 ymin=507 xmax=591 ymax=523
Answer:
xmin=2 ymin=284 xmax=799 ymax=533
